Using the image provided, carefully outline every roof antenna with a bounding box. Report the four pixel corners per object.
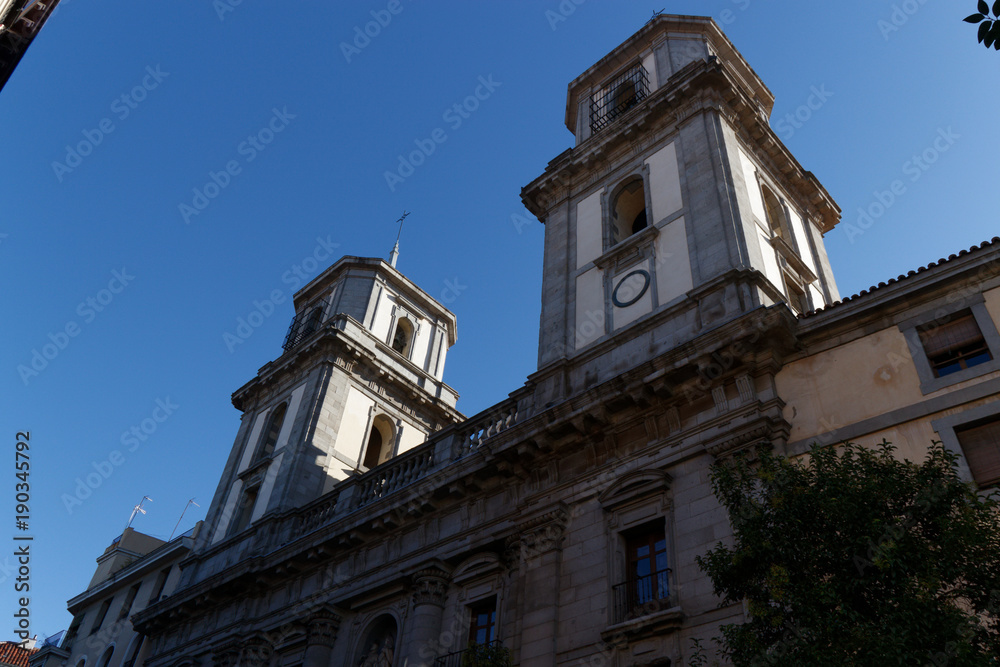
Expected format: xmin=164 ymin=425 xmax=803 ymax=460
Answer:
xmin=126 ymin=496 xmax=153 ymax=530
xmin=389 ymin=210 xmax=410 ymax=268
xmin=169 ymin=499 xmax=201 ymax=540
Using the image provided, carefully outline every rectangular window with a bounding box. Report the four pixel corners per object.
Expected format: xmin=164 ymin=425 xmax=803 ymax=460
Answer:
xmin=90 ymin=598 xmax=113 ymax=634
xmin=230 ymin=484 xmax=260 ymax=535
xmin=613 ymin=521 xmax=671 ymax=623
xmin=589 ymin=64 xmax=649 ymax=133
xmin=148 ymin=566 xmax=172 ymax=605
xmin=118 ymin=582 xmax=142 ymax=619
xmin=63 ymin=613 xmax=85 ymax=646
xmin=956 ymin=418 xmax=1000 ymax=488
xmin=918 ymin=310 xmax=992 ymax=378
xmin=467 ymin=597 xmax=497 ymax=646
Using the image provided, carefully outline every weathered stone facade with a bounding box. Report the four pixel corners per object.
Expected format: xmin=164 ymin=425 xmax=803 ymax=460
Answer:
xmin=123 ymin=15 xmax=1000 ymax=667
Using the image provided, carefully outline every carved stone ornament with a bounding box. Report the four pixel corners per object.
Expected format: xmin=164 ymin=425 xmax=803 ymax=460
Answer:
xmin=411 ymin=567 xmax=450 ymax=608
xmin=307 ymin=610 xmax=342 ymax=648
xmin=211 ymin=641 xmax=241 ymax=667
xmin=240 ymin=636 xmax=273 ymax=667
xmin=517 ymin=506 xmax=570 ymax=559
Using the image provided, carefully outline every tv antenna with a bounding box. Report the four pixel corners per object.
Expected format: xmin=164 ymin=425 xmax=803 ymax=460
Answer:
xmin=125 ymin=496 xmax=153 ymax=530
xmin=169 ymin=499 xmax=201 ymax=540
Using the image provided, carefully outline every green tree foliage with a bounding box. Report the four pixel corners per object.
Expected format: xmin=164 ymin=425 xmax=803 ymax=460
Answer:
xmin=965 ymin=1 xmax=1000 ymax=50
xmin=460 ymin=642 xmax=512 ymax=667
xmin=696 ymin=441 xmax=1000 ymax=666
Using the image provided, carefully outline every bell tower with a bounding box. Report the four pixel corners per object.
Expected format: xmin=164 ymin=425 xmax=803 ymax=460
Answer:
xmin=201 ymin=256 xmax=461 ymax=545
xmin=522 ymin=15 xmax=841 ymax=405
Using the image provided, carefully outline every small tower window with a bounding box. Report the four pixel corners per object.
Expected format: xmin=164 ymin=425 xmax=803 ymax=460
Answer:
xmin=610 ymin=178 xmax=648 ymax=246
xmin=362 ymin=415 xmax=395 ymax=470
xmin=230 ymin=484 xmax=259 ymax=535
xmin=391 ymin=317 xmax=414 ymax=357
xmin=254 ymin=403 xmax=287 ymax=462
xmin=762 ymin=185 xmax=789 ymax=242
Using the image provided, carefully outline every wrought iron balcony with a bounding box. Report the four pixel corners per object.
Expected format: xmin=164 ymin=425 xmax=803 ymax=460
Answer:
xmin=612 ymin=570 xmax=671 ymax=624
xmin=434 ymin=640 xmax=504 ymax=667
xmin=282 ymin=307 xmax=324 ymax=352
xmin=589 ymin=64 xmax=649 ymax=134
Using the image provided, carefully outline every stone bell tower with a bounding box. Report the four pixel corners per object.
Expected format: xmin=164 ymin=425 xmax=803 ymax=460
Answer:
xmin=521 ymin=14 xmax=841 ymax=406
xmin=200 ymin=256 xmax=462 ymax=546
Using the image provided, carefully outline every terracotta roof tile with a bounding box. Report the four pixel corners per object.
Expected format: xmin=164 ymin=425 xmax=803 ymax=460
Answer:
xmin=0 ymin=642 xmax=38 ymax=667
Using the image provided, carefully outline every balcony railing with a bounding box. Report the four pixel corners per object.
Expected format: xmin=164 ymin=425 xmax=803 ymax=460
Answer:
xmin=434 ymin=640 xmax=504 ymax=667
xmin=589 ymin=64 xmax=649 ymax=134
xmin=611 ymin=570 xmax=671 ymax=624
xmin=282 ymin=307 xmax=324 ymax=352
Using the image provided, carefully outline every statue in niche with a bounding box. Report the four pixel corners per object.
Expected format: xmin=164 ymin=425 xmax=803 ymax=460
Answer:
xmin=359 ymin=634 xmax=393 ymax=667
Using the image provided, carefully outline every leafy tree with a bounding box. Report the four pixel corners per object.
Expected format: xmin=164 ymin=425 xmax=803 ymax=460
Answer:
xmin=460 ymin=642 xmax=512 ymax=667
xmin=696 ymin=440 xmax=1000 ymax=666
xmin=965 ymin=1 xmax=1000 ymax=50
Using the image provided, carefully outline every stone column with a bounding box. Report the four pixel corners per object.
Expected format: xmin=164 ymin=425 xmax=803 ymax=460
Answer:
xmin=212 ymin=641 xmax=240 ymax=667
xmin=403 ymin=566 xmax=451 ymax=667
xmin=515 ymin=507 xmax=569 ymax=667
xmin=303 ymin=611 xmax=341 ymax=667
xmin=240 ymin=636 xmax=273 ymax=667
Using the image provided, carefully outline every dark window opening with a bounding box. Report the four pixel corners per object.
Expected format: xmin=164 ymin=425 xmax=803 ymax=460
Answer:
xmin=255 ymin=403 xmax=287 ymax=462
xmin=231 ymin=485 xmax=259 ymax=535
xmin=468 ymin=597 xmax=497 ymax=646
xmin=786 ymin=280 xmax=808 ymax=315
xmin=956 ymin=418 xmax=1000 ymax=488
xmin=362 ymin=416 xmax=394 ymax=469
xmin=611 ymin=179 xmax=647 ymax=246
xmin=919 ymin=311 xmax=992 ymax=378
xmin=90 ymin=598 xmax=112 ymax=635
xmin=762 ymin=185 xmax=789 ymax=242
xmin=392 ymin=317 xmax=413 ymax=356
xmin=148 ymin=566 xmax=172 ymax=604
xmin=118 ymin=582 xmax=141 ymax=620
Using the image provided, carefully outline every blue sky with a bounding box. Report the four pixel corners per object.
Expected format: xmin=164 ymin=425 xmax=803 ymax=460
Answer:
xmin=2 ymin=0 xmax=998 ymax=641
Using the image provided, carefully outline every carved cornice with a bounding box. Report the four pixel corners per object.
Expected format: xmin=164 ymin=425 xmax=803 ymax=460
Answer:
xmin=516 ymin=505 xmax=571 ymax=559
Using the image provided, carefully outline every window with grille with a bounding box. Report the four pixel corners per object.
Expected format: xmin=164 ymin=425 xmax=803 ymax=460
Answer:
xmin=918 ymin=310 xmax=991 ymax=378
xmin=590 ymin=64 xmax=649 ymax=133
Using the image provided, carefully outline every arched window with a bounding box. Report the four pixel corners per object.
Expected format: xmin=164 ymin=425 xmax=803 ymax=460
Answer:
xmin=762 ymin=185 xmax=788 ymax=241
xmin=610 ymin=178 xmax=647 ymax=246
xmin=96 ymin=646 xmax=114 ymax=667
xmin=255 ymin=403 xmax=287 ymax=462
xmin=362 ymin=416 xmax=395 ymax=470
xmin=391 ymin=317 xmax=413 ymax=357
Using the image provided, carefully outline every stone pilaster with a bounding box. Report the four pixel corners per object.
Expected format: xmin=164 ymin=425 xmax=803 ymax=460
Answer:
xmin=515 ymin=507 xmax=569 ymax=667
xmin=403 ymin=565 xmax=451 ymax=667
xmin=303 ymin=610 xmax=341 ymax=667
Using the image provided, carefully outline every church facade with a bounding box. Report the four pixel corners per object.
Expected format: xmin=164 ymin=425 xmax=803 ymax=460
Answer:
xmin=120 ymin=15 xmax=1000 ymax=667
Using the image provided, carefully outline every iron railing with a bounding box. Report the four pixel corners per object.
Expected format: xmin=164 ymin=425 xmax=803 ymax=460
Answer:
xmin=282 ymin=307 xmax=324 ymax=352
xmin=434 ymin=640 xmax=503 ymax=667
xmin=611 ymin=569 xmax=671 ymax=624
xmin=589 ymin=64 xmax=649 ymax=133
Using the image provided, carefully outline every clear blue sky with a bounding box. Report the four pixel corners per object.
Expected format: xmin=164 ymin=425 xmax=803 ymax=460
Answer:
xmin=1 ymin=0 xmax=997 ymax=641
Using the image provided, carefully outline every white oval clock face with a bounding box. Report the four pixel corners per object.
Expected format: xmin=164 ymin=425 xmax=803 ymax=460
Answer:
xmin=612 ymin=270 xmax=650 ymax=308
